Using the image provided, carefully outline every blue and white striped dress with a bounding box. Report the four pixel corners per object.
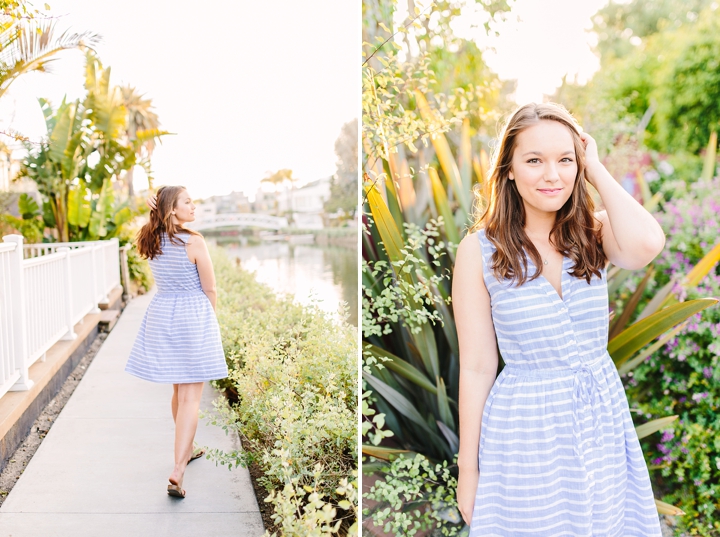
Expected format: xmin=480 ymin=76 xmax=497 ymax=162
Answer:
xmin=471 ymin=229 xmax=661 ymax=536
xmin=125 ymin=232 xmax=228 ymax=384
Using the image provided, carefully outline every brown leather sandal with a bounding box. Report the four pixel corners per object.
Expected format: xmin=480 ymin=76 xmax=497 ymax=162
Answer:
xmin=188 ymin=448 xmax=205 ymax=464
xmin=167 ymin=483 xmax=185 ymax=498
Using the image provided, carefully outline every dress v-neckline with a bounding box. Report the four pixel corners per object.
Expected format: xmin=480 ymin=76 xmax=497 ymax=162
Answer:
xmin=528 ymin=252 xmax=568 ymax=303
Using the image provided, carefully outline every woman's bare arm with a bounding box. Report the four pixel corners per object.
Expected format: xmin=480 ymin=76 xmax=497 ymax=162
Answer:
xmin=581 ymin=133 xmax=666 ymax=270
xmin=453 ymin=232 xmax=499 ymax=524
xmin=185 ymin=235 xmax=217 ymax=311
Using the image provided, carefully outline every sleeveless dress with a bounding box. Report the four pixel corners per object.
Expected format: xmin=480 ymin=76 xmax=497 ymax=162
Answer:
xmin=125 ymin=232 xmax=229 ymax=383
xmin=471 ymin=229 xmax=661 ymax=536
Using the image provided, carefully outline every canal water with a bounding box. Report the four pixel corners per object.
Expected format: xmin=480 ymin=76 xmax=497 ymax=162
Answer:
xmin=212 ymin=239 xmax=358 ymax=326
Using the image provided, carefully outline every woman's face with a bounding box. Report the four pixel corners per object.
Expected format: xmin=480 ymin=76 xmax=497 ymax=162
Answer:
xmin=172 ymin=190 xmax=196 ymax=223
xmin=509 ymin=120 xmax=578 ymax=219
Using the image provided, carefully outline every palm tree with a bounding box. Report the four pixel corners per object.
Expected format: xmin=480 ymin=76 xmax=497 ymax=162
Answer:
xmin=0 ymin=19 xmax=100 ymax=101
xmin=261 ymin=168 xmax=295 ymax=216
xmin=119 ymin=85 xmax=162 ymax=198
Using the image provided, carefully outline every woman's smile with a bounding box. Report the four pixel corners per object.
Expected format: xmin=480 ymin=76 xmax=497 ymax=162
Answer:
xmin=537 ymin=187 xmax=563 ymax=196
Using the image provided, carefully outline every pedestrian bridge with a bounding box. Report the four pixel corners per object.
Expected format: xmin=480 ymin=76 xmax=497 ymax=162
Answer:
xmin=186 ymin=213 xmax=288 ymax=231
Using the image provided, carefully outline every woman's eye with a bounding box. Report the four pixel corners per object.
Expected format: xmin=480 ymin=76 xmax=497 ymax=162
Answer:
xmin=561 ymin=157 xmax=574 ymax=163
xmin=527 ymin=158 xmax=539 ymax=164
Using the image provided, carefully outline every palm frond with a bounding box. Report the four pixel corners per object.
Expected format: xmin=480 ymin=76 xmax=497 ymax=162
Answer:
xmin=120 ymin=85 xmax=161 ymax=152
xmin=0 ymin=21 xmax=101 ymax=99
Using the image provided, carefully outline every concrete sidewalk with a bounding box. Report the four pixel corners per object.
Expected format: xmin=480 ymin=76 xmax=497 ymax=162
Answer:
xmin=0 ymin=291 xmax=264 ymax=537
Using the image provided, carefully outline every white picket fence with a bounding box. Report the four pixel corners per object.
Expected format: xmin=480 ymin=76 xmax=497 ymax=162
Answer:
xmin=0 ymin=235 xmax=121 ymax=401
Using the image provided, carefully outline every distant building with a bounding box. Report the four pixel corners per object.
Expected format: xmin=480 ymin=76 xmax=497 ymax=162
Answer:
xmin=195 ymin=202 xmax=217 ymax=221
xmin=252 ymin=188 xmax=271 ymax=214
xmin=0 ymin=147 xmax=10 ymax=191
xmin=290 ymin=177 xmax=330 ymax=229
xmin=0 ymin=144 xmax=30 ymax=193
xmin=251 ymin=176 xmax=331 ymax=229
xmin=202 ymin=190 xmax=251 ymax=213
xmin=292 ymin=177 xmax=331 ymax=214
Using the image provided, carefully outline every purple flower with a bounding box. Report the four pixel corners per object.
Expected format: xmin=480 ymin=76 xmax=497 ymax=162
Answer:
xmin=691 ymin=392 xmax=709 ymax=402
xmin=658 ymin=443 xmax=670 ymax=454
xmin=703 ymin=367 xmax=713 ymax=378
xmin=661 ymin=430 xmax=675 ymax=442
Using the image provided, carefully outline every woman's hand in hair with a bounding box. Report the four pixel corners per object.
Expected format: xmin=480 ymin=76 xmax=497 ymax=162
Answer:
xmin=146 ymin=194 xmax=158 ymax=212
xmin=579 ymin=131 xmax=602 ymax=187
xmin=579 ymin=130 xmax=666 ymax=269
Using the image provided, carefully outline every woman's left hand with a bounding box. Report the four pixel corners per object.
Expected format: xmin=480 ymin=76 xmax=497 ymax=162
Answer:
xmin=579 ymin=131 xmax=602 ymax=186
xmin=578 ymin=129 xmax=666 ymax=270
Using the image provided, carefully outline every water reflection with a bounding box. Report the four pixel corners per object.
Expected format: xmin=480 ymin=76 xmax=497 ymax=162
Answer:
xmin=214 ymin=240 xmax=357 ymax=326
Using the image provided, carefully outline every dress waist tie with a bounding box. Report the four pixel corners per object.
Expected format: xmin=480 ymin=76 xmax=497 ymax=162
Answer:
xmin=572 ymin=365 xmax=604 ymax=457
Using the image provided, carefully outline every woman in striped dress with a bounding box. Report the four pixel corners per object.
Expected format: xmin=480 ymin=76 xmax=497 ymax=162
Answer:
xmin=126 ymin=185 xmax=228 ymax=498
xmin=453 ymin=103 xmax=665 ymax=535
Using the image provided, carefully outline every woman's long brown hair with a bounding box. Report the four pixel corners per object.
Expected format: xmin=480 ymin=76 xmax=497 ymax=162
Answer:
xmin=470 ymin=102 xmax=606 ymax=285
xmin=135 ymin=185 xmax=201 ymax=260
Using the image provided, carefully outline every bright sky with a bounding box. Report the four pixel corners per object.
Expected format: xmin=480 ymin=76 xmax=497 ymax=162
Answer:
xmin=480 ymin=0 xmax=610 ymax=104
xmin=2 ymin=0 xmax=358 ymax=200
xmin=395 ymin=0 xmax=609 ymax=105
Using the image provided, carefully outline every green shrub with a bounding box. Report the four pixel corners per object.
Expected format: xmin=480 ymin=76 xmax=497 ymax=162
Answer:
xmin=617 ymin=176 xmax=720 ymax=535
xmin=116 ymin=226 xmax=153 ymax=295
xmin=205 ymin=247 xmax=358 ymax=536
xmin=125 ymin=245 xmax=153 ymax=294
xmin=363 ymin=453 xmax=461 ymax=537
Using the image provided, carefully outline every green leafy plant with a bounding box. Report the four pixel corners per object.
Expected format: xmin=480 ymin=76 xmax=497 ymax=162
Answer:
xmin=0 ymin=193 xmax=44 ymax=242
xmin=203 ymin=248 xmax=357 ymax=536
xmin=17 ymin=51 xmax=167 ymax=242
xmin=609 ymin=171 xmax=720 ymax=535
xmin=364 ymin=453 xmax=461 ymax=537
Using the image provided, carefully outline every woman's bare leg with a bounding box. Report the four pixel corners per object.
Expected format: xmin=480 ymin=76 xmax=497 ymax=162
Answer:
xmin=168 ymin=382 xmax=204 ymax=487
xmin=171 ymin=384 xmax=179 ymax=423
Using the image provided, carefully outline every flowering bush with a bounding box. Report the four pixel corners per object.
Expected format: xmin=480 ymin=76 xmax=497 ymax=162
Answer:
xmin=619 ymin=177 xmax=720 ymax=535
xmin=204 ymin=247 xmax=358 ymax=536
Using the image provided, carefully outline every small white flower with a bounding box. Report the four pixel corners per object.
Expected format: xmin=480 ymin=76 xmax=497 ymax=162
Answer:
xmin=658 ymin=161 xmax=674 ymax=175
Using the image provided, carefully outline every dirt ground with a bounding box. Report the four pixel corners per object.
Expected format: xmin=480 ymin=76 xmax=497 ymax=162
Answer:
xmin=247 ymin=460 xmax=277 ymax=534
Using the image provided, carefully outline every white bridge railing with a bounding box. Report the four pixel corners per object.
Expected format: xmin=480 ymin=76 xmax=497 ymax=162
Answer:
xmin=187 ymin=213 xmax=289 ymax=231
xmin=0 ymin=235 xmax=121 ymax=401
